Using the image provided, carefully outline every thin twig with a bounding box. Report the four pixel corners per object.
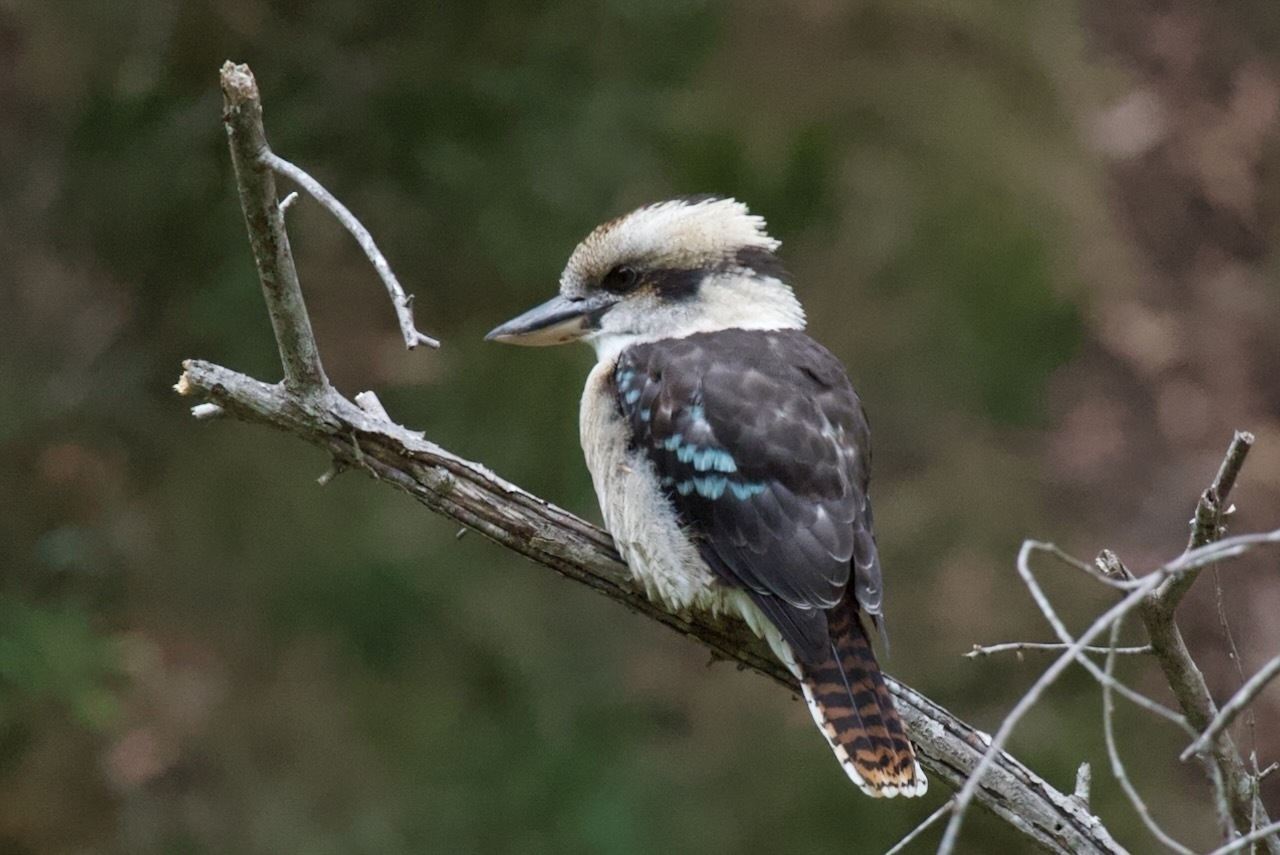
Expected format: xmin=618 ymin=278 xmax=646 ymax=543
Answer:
xmin=1184 ymin=653 xmax=1280 ymax=761
xmin=941 ymin=527 xmax=1280 ymax=854
xmin=1162 ymin=531 xmax=1280 ymax=580
xmin=966 ymin=642 xmax=1152 ymax=659
xmin=1212 ymin=559 xmax=1263 ymax=849
xmin=882 ymin=799 xmax=954 ymax=855
xmin=1209 ymin=821 xmax=1280 ymax=855
xmin=353 ymin=390 xmax=393 ymax=422
xmin=1161 ymin=431 xmax=1254 ymax=612
xmin=260 ymin=151 xmax=440 ymax=351
xmin=937 ymin=570 xmax=1163 ymax=855
xmin=1103 ymin=619 xmax=1196 ymax=855
xmin=1017 ymin=542 xmax=1189 ymax=729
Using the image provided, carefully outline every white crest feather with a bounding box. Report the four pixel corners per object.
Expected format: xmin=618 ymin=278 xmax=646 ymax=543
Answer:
xmin=562 ymin=197 xmax=780 ymax=289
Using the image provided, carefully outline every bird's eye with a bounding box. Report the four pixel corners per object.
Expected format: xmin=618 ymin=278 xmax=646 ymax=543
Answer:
xmin=601 ymin=265 xmax=639 ymax=294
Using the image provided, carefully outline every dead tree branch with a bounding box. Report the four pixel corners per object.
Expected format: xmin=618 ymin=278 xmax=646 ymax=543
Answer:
xmin=939 ymin=531 xmax=1280 ymax=855
xmin=1140 ymin=432 xmax=1274 ymax=849
xmin=182 ymin=62 xmax=1127 ymax=855
xmin=262 ymin=150 xmax=439 ymax=351
xmin=940 ymin=434 xmax=1280 ymax=855
xmin=220 ymin=63 xmax=328 ymax=395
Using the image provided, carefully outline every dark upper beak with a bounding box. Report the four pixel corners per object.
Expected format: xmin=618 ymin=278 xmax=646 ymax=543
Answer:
xmin=484 ymin=292 xmax=612 ymax=346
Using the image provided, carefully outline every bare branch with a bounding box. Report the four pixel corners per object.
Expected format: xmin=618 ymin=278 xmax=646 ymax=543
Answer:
xmin=966 ymin=642 xmax=1152 ymax=659
xmin=941 ymin=526 xmax=1280 ymax=853
xmin=937 ymin=569 xmax=1162 ymax=854
xmin=261 ymin=150 xmax=439 ymax=351
xmin=219 ymin=62 xmax=328 ymax=394
xmin=1184 ymin=653 xmax=1280 ymax=761
xmin=1161 ymin=531 xmax=1280 ymax=580
xmin=1211 ymin=821 xmax=1280 ymax=855
xmin=1158 ymin=430 xmax=1254 ymax=614
xmin=1015 ymin=542 xmax=1189 ymax=729
xmin=1191 ymin=431 xmax=1256 ymax=549
xmin=1102 ymin=620 xmax=1196 ymax=855
xmin=353 ymin=389 xmax=394 ymax=422
xmin=1134 ymin=446 xmax=1276 ymax=848
xmin=1124 ymin=430 xmax=1277 ymax=852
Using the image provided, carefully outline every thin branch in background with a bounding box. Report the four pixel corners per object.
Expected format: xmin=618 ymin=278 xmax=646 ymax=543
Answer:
xmin=937 ymin=571 xmax=1164 ymax=855
xmin=942 ymin=528 xmax=1280 ymax=853
xmin=1211 ymin=821 xmax=1280 ymax=855
xmin=261 ymin=150 xmax=440 ymax=351
xmin=1163 ymin=430 xmax=1254 ymax=609
xmin=1162 ymin=530 xmax=1280 ymax=580
xmin=882 ymin=798 xmax=954 ymax=855
xmin=966 ymin=642 xmax=1152 ymax=659
xmin=1184 ymin=653 xmax=1280 ymax=761
xmin=1103 ymin=619 xmax=1197 ymax=855
xmin=1014 ymin=541 xmax=1189 ymax=729
xmin=1134 ymin=431 xmax=1276 ymax=851
xmin=1212 ymin=562 xmax=1261 ymax=787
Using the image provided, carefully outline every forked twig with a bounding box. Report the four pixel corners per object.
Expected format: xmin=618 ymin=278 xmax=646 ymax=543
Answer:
xmin=262 ymin=151 xmax=440 ymax=351
xmin=1103 ymin=620 xmax=1196 ymax=854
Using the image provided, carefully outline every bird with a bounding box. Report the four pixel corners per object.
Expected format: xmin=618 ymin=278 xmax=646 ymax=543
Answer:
xmin=485 ymin=196 xmax=926 ymax=798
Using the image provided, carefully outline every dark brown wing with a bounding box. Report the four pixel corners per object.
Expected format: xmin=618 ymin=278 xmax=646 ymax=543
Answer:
xmin=615 ymin=328 xmax=883 ymax=665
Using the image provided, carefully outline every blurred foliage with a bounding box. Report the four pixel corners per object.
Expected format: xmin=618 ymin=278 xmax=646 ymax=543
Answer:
xmin=0 ymin=597 xmax=122 ymax=733
xmin=0 ymin=0 xmax=1266 ymax=853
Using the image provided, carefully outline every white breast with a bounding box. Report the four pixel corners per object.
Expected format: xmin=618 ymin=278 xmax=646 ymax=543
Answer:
xmin=579 ymin=359 xmax=719 ymax=611
xmin=578 ymin=358 xmax=800 ymax=676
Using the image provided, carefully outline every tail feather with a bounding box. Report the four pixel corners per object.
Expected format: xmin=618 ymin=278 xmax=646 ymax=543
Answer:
xmin=798 ymin=606 xmax=927 ymax=798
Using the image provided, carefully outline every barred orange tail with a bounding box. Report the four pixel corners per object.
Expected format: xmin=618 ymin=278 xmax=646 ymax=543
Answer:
xmin=798 ymin=605 xmax=927 ymax=797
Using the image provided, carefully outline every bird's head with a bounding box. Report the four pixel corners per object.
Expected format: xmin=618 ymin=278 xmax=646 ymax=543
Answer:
xmin=485 ymin=196 xmax=805 ymax=361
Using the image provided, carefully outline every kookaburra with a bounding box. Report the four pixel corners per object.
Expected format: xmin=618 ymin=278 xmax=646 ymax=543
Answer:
xmin=486 ymin=196 xmax=926 ymax=797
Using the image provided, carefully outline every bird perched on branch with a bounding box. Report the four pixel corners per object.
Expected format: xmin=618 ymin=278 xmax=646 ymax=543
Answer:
xmin=486 ymin=196 xmax=926 ymax=797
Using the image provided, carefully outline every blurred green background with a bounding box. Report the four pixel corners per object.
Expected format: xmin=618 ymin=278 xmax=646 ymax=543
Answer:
xmin=4 ymin=1 xmax=1280 ymax=852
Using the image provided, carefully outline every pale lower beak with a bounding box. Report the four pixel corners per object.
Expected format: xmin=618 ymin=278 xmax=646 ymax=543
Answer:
xmin=485 ymin=293 xmax=611 ymax=346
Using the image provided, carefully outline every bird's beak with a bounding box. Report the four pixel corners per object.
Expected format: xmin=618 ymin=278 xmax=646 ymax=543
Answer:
xmin=484 ymin=293 xmax=611 ymax=346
